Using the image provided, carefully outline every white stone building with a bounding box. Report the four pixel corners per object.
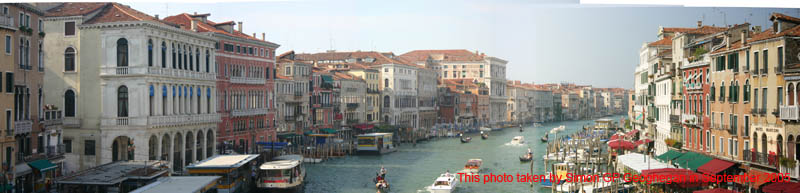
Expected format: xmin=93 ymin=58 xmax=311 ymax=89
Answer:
xmin=41 ymin=3 xmax=218 ymax=173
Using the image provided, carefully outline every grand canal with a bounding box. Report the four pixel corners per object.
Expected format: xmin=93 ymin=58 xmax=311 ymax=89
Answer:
xmin=295 ymin=115 xmax=625 ymax=193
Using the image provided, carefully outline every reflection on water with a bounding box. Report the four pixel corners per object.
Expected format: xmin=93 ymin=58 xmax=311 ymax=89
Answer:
xmin=287 ymin=116 xmax=623 ymax=193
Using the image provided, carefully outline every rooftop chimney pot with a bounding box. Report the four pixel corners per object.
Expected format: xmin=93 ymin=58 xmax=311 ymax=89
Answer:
xmin=697 ymin=21 xmax=702 ymax=27
xmin=238 ymin=22 xmax=243 ymax=33
xmin=262 ymin=33 xmax=265 ymax=40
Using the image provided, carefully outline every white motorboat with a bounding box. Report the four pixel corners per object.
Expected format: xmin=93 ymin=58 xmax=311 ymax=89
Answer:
xmin=557 ymin=125 xmax=565 ymax=131
xmin=479 ymin=127 xmax=492 ymax=132
xmin=464 ymin=159 xmax=482 ymax=174
xmin=431 ymin=172 xmax=459 ymax=193
xmin=257 ymin=155 xmax=305 ymax=190
xmin=510 ymin=136 xmax=525 ymax=144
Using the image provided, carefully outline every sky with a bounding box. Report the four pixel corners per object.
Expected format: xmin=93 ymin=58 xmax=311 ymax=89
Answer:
xmin=125 ymin=0 xmax=798 ymax=89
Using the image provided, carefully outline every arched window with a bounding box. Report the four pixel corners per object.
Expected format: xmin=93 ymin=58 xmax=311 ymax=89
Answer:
xmin=719 ymin=82 xmax=725 ymax=101
xmin=183 ymin=45 xmax=188 ymax=70
xmin=789 ymin=83 xmax=795 ymax=106
xmin=65 ymin=90 xmax=75 ymax=117
xmin=196 ymin=48 xmax=200 ymax=72
xmin=384 ymin=96 xmax=390 ymax=108
xmin=118 ymin=86 xmax=129 ymax=117
xmin=171 ymin=43 xmax=176 ymax=69
xmin=384 ymin=79 xmax=389 ymax=88
xmin=710 ymin=83 xmax=716 ymax=101
xmin=178 ymin=44 xmax=183 ymax=70
xmin=188 ymin=46 xmax=194 ymax=71
xmin=744 ymin=80 xmax=750 ymax=102
xmin=116 ymin=38 xmax=128 ymax=67
xmin=147 ymin=39 xmax=153 ymax=66
xmin=64 ymin=47 xmax=75 ymax=71
xmin=161 ymin=41 xmax=167 ymax=68
xmin=205 ymin=50 xmax=210 ymax=73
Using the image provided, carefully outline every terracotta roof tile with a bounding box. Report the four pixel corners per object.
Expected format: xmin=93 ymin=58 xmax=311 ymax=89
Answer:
xmin=710 ymin=40 xmax=745 ymax=55
xmin=662 ymin=27 xmax=696 ymax=33
xmin=648 ymin=37 xmax=672 ymax=47
xmin=398 ymin=49 xmax=484 ymax=63
xmin=748 ymin=26 xmax=800 ymax=43
xmin=44 ymin=2 xmax=107 ymax=17
xmin=771 ymin=13 xmax=800 ymax=24
xmin=686 ymin=26 xmax=727 ymax=35
xmin=84 ymin=3 xmax=165 ymax=25
xmin=163 ymin=13 xmax=275 ymax=44
xmin=294 ymin=51 xmax=412 ymax=67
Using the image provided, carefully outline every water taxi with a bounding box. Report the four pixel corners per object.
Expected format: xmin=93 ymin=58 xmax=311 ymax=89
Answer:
xmin=256 ymin=154 xmax=305 ymax=190
xmin=431 ymin=172 xmax=459 ymax=193
xmin=464 ymin=159 xmax=482 ymax=173
xmin=510 ymin=136 xmax=525 ymax=144
xmin=356 ymin=133 xmax=396 ymax=154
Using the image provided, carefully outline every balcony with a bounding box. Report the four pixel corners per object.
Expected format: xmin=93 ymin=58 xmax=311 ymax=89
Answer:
xmin=46 ymin=144 xmax=65 ymax=159
xmin=231 ymin=108 xmax=268 ymax=117
xmin=0 ymin=15 xmax=14 ymax=30
xmin=742 ymin=149 xmax=778 ymax=168
xmin=781 ymin=106 xmax=799 ymax=120
xmin=681 ymin=113 xmax=698 ymax=126
xmin=780 ymin=160 xmax=800 ymax=180
xmin=229 ymin=76 xmax=266 ymax=85
xmin=14 ymin=120 xmax=32 ymax=135
xmin=727 ymin=125 xmax=737 ymax=136
xmin=63 ymin=117 xmax=81 ymax=127
xmin=102 ymin=114 xmax=220 ymax=127
xmin=100 ymin=66 xmax=216 ymax=81
xmin=42 ymin=110 xmax=63 ymax=127
xmin=284 ymin=115 xmax=303 ymax=122
xmin=669 ymin=115 xmax=680 ymax=123
xmin=346 ymin=103 xmax=359 ymax=109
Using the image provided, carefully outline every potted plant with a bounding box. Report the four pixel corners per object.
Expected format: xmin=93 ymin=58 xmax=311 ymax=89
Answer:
xmin=780 ymin=156 xmax=797 ymax=169
xmin=38 ymin=31 xmax=45 ymax=37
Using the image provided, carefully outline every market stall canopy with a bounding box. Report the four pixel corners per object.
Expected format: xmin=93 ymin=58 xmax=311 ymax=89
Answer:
xmin=635 ymin=139 xmax=653 ymax=146
xmin=354 ymin=124 xmax=374 ymax=130
xmin=673 ymin=151 xmax=712 ymax=171
xmin=608 ymin=139 xmax=637 ymax=150
xmin=29 ymin=159 xmax=57 ymax=172
xmin=762 ymin=182 xmax=800 ymax=193
xmin=693 ymin=188 xmax=740 ymax=193
xmin=641 ymin=168 xmax=707 ymax=188
xmin=656 ymin=150 xmax=685 ymax=162
xmin=610 ymin=133 xmax=624 ymax=140
xmin=320 ymin=128 xmax=338 ymax=134
xmin=697 ymin=158 xmax=736 ymax=175
xmin=617 ymin=153 xmax=673 ymax=173
xmin=626 ymin=129 xmax=639 ymax=137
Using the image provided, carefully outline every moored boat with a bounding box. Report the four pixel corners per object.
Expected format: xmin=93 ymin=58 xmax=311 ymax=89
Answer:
xmin=510 ymin=136 xmax=524 ymax=144
xmin=480 ymin=131 xmax=488 ymax=140
xmin=431 ymin=172 xmax=459 ymax=193
xmin=257 ymin=154 xmax=305 ymax=190
xmin=464 ymin=159 xmax=482 ymax=173
xmin=460 ymin=137 xmax=471 ymax=143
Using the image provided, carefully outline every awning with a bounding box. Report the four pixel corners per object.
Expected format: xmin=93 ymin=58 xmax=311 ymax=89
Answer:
xmin=697 ymin=158 xmax=736 ymax=175
xmin=751 ymin=169 xmax=781 ymax=188
xmin=656 ymin=150 xmax=685 ymax=162
xmin=693 ymin=188 xmax=739 ymax=193
xmin=29 ymin=159 xmax=57 ymax=172
xmin=610 ymin=133 xmax=624 ymax=140
xmin=607 ymin=139 xmax=636 ymax=150
xmin=641 ymin=168 xmax=707 ymax=188
xmin=762 ymin=182 xmax=800 ymax=193
xmin=14 ymin=163 xmax=31 ymax=176
xmin=320 ymin=128 xmax=337 ymax=134
xmin=321 ymin=75 xmax=333 ymax=83
xmin=617 ymin=153 xmax=673 ymax=173
xmin=673 ymin=151 xmax=713 ymax=171
xmin=354 ymin=124 xmax=374 ymax=130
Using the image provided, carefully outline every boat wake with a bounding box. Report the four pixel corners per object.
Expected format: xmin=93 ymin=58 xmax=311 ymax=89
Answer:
xmin=417 ymin=185 xmax=434 ymax=193
xmin=503 ymin=142 xmax=526 ymax=146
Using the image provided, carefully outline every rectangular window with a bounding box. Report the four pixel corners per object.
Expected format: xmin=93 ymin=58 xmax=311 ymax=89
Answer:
xmin=65 ymin=21 xmax=75 ymax=36
xmin=38 ymin=19 xmax=42 ymax=32
xmin=754 ymin=51 xmax=759 ymax=71
xmin=778 ymin=87 xmax=784 ymax=106
xmin=4 ymin=35 xmax=9 ymax=54
xmin=4 ymin=72 xmax=11 ymax=93
xmin=746 ymin=51 xmax=750 ymax=71
xmin=84 ymin=140 xmax=95 ymax=155
xmin=762 ymin=88 xmax=768 ymax=111
xmin=64 ymin=139 xmax=72 ymax=153
xmin=763 ymin=50 xmax=769 ymax=71
xmin=779 ymin=47 xmax=784 ymax=70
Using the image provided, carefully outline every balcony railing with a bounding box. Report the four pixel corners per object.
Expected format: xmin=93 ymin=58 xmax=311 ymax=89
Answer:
xmin=229 ymin=76 xmax=266 ymax=85
xmin=100 ymin=66 xmax=216 ymax=81
xmin=42 ymin=110 xmax=63 ymax=127
xmin=742 ymin=149 xmax=778 ymax=168
xmin=102 ymin=114 xmax=220 ymax=127
xmin=63 ymin=117 xmax=81 ymax=127
xmin=231 ymin=108 xmax=268 ymax=117
xmin=46 ymin=144 xmax=65 ymax=158
xmin=14 ymin=120 xmax=32 ymax=135
xmin=681 ymin=113 xmax=697 ymax=126
xmin=0 ymin=15 xmax=14 ymax=30
xmin=669 ymin=115 xmax=680 ymax=123
xmin=727 ymin=125 xmax=737 ymax=136
xmin=780 ymin=160 xmax=800 ymax=180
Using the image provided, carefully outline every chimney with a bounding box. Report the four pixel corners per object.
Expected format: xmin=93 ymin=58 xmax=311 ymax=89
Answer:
xmin=154 ymin=14 xmax=159 ymax=20
xmin=697 ymin=21 xmax=702 ymax=27
xmin=741 ymin=29 xmax=747 ymax=45
xmin=753 ymin=26 xmax=762 ymax=33
xmin=237 ymin=21 xmax=243 ymax=32
xmin=191 ymin=20 xmax=197 ymax=31
xmin=725 ymin=33 xmax=730 ymax=49
xmin=253 ymin=33 xmax=256 ymax=38
xmin=262 ymin=33 xmax=265 ymax=40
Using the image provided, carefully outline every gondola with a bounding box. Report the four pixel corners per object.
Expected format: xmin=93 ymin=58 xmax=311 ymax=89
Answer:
xmin=481 ymin=133 xmax=488 ymax=140
xmin=519 ymin=154 xmax=533 ymax=162
xmin=540 ymin=134 xmax=548 ymax=142
xmin=374 ymin=177 xmax=390 ymax=192
xmin=460 ymin=137 xmax=472 ymax=143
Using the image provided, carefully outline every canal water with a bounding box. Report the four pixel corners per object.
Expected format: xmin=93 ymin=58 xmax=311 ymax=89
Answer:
xmin=297 ymin=115 xmax=624 ymax=193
